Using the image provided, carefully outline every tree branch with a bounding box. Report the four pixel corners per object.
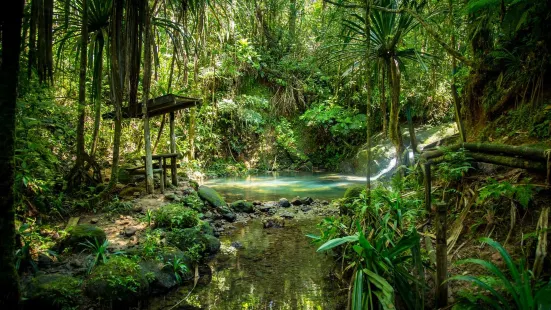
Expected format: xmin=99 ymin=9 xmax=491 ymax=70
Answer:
xmin=323 ymin=0 xmax=363 ymax=9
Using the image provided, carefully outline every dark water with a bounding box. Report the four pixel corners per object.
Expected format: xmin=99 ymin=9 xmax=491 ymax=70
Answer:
xmin=203 ymin=172 xmax=366 ymax=202
xmin=150 ymin=218 xmax=346 ymax=310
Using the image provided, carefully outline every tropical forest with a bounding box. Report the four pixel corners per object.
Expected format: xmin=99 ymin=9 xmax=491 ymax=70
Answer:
xmin=1 ymin=0 xmax=551 ymax=309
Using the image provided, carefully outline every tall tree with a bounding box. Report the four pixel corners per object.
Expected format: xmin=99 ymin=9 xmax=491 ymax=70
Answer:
xmin=0 ymin=0 xmax=25 ymax=306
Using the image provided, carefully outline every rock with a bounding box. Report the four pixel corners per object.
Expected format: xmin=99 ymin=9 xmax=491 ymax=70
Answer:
xmin=231 ymin=241 xmax=243 ymax=249
xmin=139 ymin=260 xmax=180 ymax=294
xmin=132 ymin=205 xmax=143 ymax=213
xmin=165 ymin=193 xmax=178 ymax=200
xmin=263 ymin=201 xmax=278 ymax=208
xmin=84 ymin=256 xmax=149 ymax=303
xmin=217 ymin=206 xmax=236 ymax=222
xmin=36 ymin=253 xmax=53 ymax=269
xmin=90 ymin=218 xmax=99 ymax=224
xmin=64 ymin=225 xmax=106 ymax=251
xmin=262 ymin=217 xmax=285 ymax=228
xmin=278 ymin=198 xmax=291 ymax=208
xmin=124 ymin=226 xmax=138 ymax=237
xmin=300 ymin=197 xmax=314 ymax=205
xmin=26 ymin=274 xmax=82 ymax=309
xmin=280 ymin=212 xmax=295 ymax=219
xmin=321 ymin=200 xmax=329 ymax=205
xmin=182 ymin=188 xmax=195 ymax=196
xmin=300 ymin=205 xmax=312 ymax=212
xmin=230 ymin=200 xmax=254 ymax=213
xmin=291 ymin=197 xmax=302 ymax=206
xmin=133 ymin=192 xmax=141 ymax=198
xmin=198 ymin=186 xmax=226 ymax=207
xmin=166 ymin=227 xmax=221 ymax=256
xmin=257 ymin=205 xmax=273 ymax=212
xmin=253 ymin=201 xmax=262 ymax=206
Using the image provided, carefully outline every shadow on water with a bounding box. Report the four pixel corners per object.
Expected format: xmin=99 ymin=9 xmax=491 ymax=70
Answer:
xmin=149 ymin=218 xmax=346 ymax=310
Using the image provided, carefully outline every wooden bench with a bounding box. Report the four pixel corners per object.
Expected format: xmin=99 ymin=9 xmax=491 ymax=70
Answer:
xmin=140 ymin=153 xmax=180 ymax=193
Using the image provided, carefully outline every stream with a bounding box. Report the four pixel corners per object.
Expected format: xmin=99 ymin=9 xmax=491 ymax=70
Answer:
xmin=149 ymin=218 xmax=345 ymax=310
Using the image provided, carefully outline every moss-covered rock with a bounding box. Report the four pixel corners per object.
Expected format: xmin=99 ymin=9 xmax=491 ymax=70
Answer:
xmin=64 ymin=225 xmax=106 ymax=251
xmin=139 ymin=260 xmax=179 ymax=294
xmin=198 ymin=186 xmax=226 ymax=207
xmin=217 ymin=205 xmax=236 ymax=222
xmin=84 ymin=256 xmax=150 ymax=303
xmin=166 ymin=227 xmax=221 ymax=257
xmin=119 ymin=186 xmax=145 ymax=199
xmin=198 ymin=221 xmax=214 ymax=236
xmin=343 ymin=185 xmax=364 ymax=200
xmin=27 ymin=274 xmax=82 ymax=309
xmin=154 ymin=203 xmax=199 ymax=229
xmin=230 ymin=200 xmax=254 ymax=213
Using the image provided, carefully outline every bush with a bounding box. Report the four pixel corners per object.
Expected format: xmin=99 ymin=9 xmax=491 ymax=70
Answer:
xmin=343 ymin=185 xmax=364 ymax=200
xmin=154 ymin=204 xmax=199 ymax=229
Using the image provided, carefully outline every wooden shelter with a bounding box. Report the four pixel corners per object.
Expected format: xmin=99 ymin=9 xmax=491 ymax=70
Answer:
xmin=103 ymin=94 xmax=201 ymax=192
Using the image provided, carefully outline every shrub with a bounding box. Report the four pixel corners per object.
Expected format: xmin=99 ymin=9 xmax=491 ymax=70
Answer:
xmin=154 ymin=204 xmax=199 ymax=229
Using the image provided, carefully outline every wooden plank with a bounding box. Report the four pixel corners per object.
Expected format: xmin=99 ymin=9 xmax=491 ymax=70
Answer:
xmin=66 ymin=217 xmax=80 ymax=229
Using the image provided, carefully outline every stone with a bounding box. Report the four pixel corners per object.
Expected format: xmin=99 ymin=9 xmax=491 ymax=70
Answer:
xmin=166 ymin=227 xmax=221 ymax=256
xmin=132 ymin=205 xmax=143 ymax=213
xmin=280 ymin=212 xmax=295 ymax=219
xmin=257 ymin=205 xmax=273 ymax=212
xmin=278 ymin=198 xmax=291 ymax=208
xmin=27 ymin=274 xmax=82 ymax=309
xmin=300 ymin=205 xmax=312 ymax=212
xmin=291 ymin=197 xmax=302 ymax=206
xmin=124 ymin=226 xmax=138 ymax=237
xmin=84 ymin=256 xmax=149 ymax=303
xmin=139 ymin=260 xmax=180 ymax=294
xmin=321 ymin=200 xmax=329 ymax=205
xmin=253 ymin=201 xmax=262 ymax=206
xmin=164 ymin=193 xmax=178 ymax=200
xmin=300 ymin=197 xmax=314 ymax=205
xmin=231 ymin=241 xmax=243 ymax=249
xmin=36 ymin=253 xmax=53 ymax=269
xmin=90 ymin=218 xmax=99 ymax=224
xmin=262 ymin=217 xmax=285 ymax=228
xmin=230 ymin=200 xmax=254 ymax=213
xmin=198 ymin=186 xmax=226 ymax=207
xmin=217 ymin=206 xmax=236 ymax=222
xmin=64 ymin=225 xmax=106 ymax=251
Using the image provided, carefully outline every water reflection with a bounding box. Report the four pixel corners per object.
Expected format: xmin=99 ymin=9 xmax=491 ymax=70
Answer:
xmin=203 ymin=172 xmax=366 ymax=202
xmin=150 ymin=218 xmax=345 ymax=310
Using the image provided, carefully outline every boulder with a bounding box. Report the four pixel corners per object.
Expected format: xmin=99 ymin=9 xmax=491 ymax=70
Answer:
xmin=278 ymin=198 xmax=291 ymax=208
xmin=300 ymin=197 xmax=314 ymax=205
xmin=291 ymin=197 xmax=302 ymax=206
xmin=26 ymin=274 xmax=82 ymax=309
xmin=139 ymin=260 xmax=180 ymax=294
xmin=84 ymin=256 xmax=149 ymax=303
xmin=230 ymin=200 xmax=254 ymax=213
xmin=64 ymin=225 xmax=106 ymax=251
xmin=217 ymin=206 xmax=236 ymax=222
xmin=198 ymin=186 xmax=226 ymax=207
xmin=124 ymin=226 xmax=138 ymax=237
xmin=166 ymin=227 xmax=221 ymax=256
xmin=252 ymin=201 xmax=262 ymax=206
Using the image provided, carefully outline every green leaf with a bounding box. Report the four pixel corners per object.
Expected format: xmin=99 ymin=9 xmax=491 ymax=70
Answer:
xmin=316 ymin=234 xmax=359 ymax=252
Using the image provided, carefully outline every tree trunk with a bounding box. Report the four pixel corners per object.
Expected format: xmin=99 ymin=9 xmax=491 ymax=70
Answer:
xmin=0 ymin=0 xmax=24 ymax=305
xmin=389 ymin=58 xmax=405 ymax=171
xmin=364 ymin=0 xmax=372 ymax=203
xmin=288 ymin=0 xmax=297 ymax=49
xmin=449 ymin=0 xmax=466 ymax=142
xmin=90 ymin=34 xmax=104 ymax=157
xmin=68 ymin=0 xmax=89 ymax=190
xmin=380 ymin=63 xmax=388 ymax=136
xmin=406 ymin=100 xmax=418 ymax=153
xmin=143 ymin=1 xmax=154 ymax=193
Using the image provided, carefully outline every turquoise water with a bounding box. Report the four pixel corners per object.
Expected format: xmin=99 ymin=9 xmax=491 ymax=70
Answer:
xmin=203 ymin=172 xmax=367 ymax=202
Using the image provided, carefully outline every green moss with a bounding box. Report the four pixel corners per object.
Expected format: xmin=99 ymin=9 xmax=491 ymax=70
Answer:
xmin=154 ymin=204 xmax=199 ymax=229
xmin=119 ymin=186 xmax=145 ymax=198
xmin=231 ymin=200 xmax=254 ymax=213
xmin=166 ymin=227 xmax=220 ymax=258
xmin=64 ymin=225 xmax=106 ymax=251
xmin=343 ymin=185 xmax=364 ymax=200
xmin=27 ymin=274 xmax=82 ymax=309
xmin=198 ymin=186 xmax=226 ymax=207
xmin=84 ymin=256 xmax=149 ymax=303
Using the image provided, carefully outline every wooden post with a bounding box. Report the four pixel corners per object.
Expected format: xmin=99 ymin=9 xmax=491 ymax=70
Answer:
xmin=163 ymin=157 xmax=168 ymax=188
xmin=170 ymin=112 xmax=178 ymax=186
xmin=436 ymin=202 xmax=448 ymax=308
xmin=424 ymin=163 xmax=432 ymax=216
xmin=159 ymin=158 xmax=164 ymax=194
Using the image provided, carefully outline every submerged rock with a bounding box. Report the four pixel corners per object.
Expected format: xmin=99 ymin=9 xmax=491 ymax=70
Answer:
xmin=262 ymin=217 xmax=285 ymax=228
xmin=279 ymin=198 xmax=291 ymax=208
xmin=198 ymin=186 xmax=226 ymax=207
xmin=230 ymin=200 xmax=254 ymax=213
xmin=26 ymin=274 xmax=82 ymax=309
